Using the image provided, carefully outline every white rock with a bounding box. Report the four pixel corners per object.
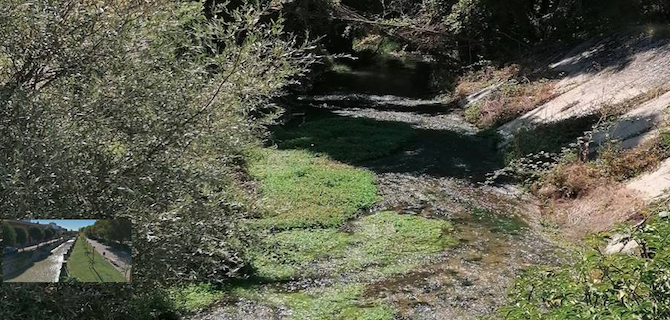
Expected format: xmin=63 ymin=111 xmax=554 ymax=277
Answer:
xmin=605 ymin=242 xmax=625 ymax=254
xmin=621 ymin=240 xmax=640 ymax=254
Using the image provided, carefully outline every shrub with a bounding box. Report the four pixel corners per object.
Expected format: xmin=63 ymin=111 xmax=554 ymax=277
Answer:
xmin=28 ymin=227 xmax=44 ymax=243
xmin=596 ymin=137 xmax=670 ymax=181
xmin=500 ymin=211 xmax=670 ymax=320
xmin=1 ymin=222 xmax=17 ymax=246
xmin=43 ymin=228 xmax=55 ymax=240
xmin=14 ymin=227 xmax=27 ymax=245
xmin=538 ymin=161 xmax=602 ymax=199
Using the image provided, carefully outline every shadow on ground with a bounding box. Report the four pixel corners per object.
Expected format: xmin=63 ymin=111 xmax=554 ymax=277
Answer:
xmin=271 ymin=111 xmax=503 ymax=182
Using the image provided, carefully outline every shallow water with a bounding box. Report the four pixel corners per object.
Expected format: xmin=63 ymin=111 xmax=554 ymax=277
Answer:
xmin=300 ymin=57 xmax=563 ymax=318
xmin=188 ymin=55 xmax=564 ymax=320
xmin=6 ymin=240 xmax=74 ymax=283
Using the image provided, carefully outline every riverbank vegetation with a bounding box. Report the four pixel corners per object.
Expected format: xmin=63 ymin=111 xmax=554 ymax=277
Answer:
xmin=2 ymin=0 xmax=670 ymax=319
xmin=500 ymin=205 xmax=670 ymax=320
xmin=81 ymin=220 xmax=132 ymax=248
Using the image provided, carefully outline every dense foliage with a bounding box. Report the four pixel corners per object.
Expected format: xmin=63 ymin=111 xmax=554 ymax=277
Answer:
xmin=81 ymin=220 xmax=132 ymax=244
xmin=282 ymin=0 xmax=670 ymax=61
xmin=1 ymin=221 xmax=17 ymax=246
xmin=0 ymin=0 xmax=314 ymax=319
xmin=501 ymin=211 xmax=670 ymax=320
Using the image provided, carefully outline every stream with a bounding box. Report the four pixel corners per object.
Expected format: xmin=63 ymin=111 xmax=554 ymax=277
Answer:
xmin=192 ymin=55 xmax=565 ymax=320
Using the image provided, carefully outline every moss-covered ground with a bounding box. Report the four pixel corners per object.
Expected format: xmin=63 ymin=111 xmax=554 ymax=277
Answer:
xmin=248 ymin=149 xmax=379 ymax=229
xmin=272 ymin=116 xmax=416 ymax=164
xmin=169 ymin=135 xmax=461 ymax=318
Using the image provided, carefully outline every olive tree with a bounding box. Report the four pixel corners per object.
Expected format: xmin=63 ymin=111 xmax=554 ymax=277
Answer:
xmin=0 ymin=0 xmax=315 ymax=285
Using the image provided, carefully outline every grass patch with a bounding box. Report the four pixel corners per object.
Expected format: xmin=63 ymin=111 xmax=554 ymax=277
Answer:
xmin=330 ymin=62 xmax=353 ymax=73
xmin=239 ymin=284 xmax=395 ymax=320
xmin=273 ymin=117 xmax=416 ymax=163
xmin=353 ymin=34 xmax=403 ymax=56
xmin=249 ymin=149 xmax=379 ymax=229
xmin=67 ymin=236 xmax=126 ymax=282
xmin=250 ymin=211 xmax=455 ymax=280
xmin=168 ymin=283 xmax=224 ymax=312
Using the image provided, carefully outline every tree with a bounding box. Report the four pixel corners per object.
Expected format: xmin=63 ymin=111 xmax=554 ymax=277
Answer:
xmin=28 ymin=227 xmax=44 ymax=243
xmin=43 ymin=228 xmax=55 ymax=240
xmin=1 ymin=222 xmax=17 ymax=246
xmin=0 ymin=0 xmax=314 ymax=284
xmin=14 ymin=227 xmax=28 ymax=245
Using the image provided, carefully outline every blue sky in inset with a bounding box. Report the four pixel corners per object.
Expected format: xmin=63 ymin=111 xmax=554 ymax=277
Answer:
xmin=30 ymin=219 xmax=97 ymax=231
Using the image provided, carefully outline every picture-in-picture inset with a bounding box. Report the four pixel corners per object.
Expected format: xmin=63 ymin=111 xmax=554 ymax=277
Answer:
xmin=2 ymin=219 xmax=131 ymax=283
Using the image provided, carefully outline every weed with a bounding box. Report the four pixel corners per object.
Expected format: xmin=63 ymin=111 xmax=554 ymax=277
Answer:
xmin=456 ymin=63 xmax=556 ymax=128
xmin=596 ymin=137 xmax=670 ymax=181
xmin=469 ymin=209 xmax=529 ymax=235
xmin=353 ymin=34 xmax=404 ymax=57
xmin=538 ymin=161 xmax=602 ymax=199
xmin=250 ymin=211 xmax=455 ymax=280
xmin=330 ymin=62 xmax=353 ymax=74
xmin=168 ymin=283 xmax=224 ymax=312
xmin=240 ymin=284 xmax=395 ymax=320
xmin=249 ymin=149 xmax=379 ymax=230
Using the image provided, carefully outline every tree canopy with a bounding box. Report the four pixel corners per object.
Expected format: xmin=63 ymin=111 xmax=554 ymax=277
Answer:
xmin=1 ymin=222 xmax=17 ymax=246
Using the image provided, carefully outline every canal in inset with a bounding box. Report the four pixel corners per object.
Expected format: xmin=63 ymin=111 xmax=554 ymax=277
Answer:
xmin=5 ymin=240 xmax=75 ymax=282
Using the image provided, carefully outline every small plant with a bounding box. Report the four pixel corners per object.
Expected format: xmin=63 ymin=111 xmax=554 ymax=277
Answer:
xmin=500 ymin=208 xmax=670 ymax=320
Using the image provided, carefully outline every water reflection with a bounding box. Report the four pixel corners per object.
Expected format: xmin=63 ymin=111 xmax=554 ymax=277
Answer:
xmin=5 ymin=240 xmax=74 ymax=282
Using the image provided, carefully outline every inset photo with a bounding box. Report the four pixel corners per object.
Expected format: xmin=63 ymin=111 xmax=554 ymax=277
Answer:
xmin=2 ymin=219 xmax=131 ymax=283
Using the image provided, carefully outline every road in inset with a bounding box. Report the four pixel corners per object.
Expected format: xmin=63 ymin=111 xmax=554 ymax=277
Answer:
xmin=86 ymin=238 xmax=132 ymax=279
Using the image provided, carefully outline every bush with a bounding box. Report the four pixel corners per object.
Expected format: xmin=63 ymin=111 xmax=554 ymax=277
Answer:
xmin=28 ymin=227 xmax=44 ymax=243
xmin=14 ymin=227 xmax=27 ymax=245
xmin=1 ymin=222 xmax=17 ymax=246
xmin=538 ymin=161 xmax=602 ymax=199
xmin=43 ymin=228 xmax=55 ymax=240
xmin=596 ymin=138 xmax=670 ymax=181
xmin=0 ymin=0 xmax=315 ymax=317
xmin=500 ymin=211 xmax=670 ymax=320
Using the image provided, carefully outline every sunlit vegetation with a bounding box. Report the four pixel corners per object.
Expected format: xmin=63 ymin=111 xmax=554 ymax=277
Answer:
xmin=499 ymin=208 xmax=670 ymax=320
xmin=250 ymin=211 xmax=455 ymax=280
xmin=236 ymin=284 xmax=396 ymax=320
xmin=168 ymin=283 xmax=225 ymax=313
xmin=249 ymin=148 xmax=379 ymax=229
xmin=2 ymin=0 xmax=670 ymax=319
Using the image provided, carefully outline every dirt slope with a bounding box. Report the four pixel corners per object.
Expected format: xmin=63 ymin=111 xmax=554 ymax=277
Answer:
xmin=499 ymin=30 xmax=670 ymax=202
xmin=499 ymin=32 xmax=670 ymax=137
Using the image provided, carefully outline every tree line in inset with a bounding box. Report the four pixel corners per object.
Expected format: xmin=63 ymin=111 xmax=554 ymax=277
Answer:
xmin=1 ymin=221 xmax=60 ymax=247
xmin=80 ymin=220 xmax=132 ymax=245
